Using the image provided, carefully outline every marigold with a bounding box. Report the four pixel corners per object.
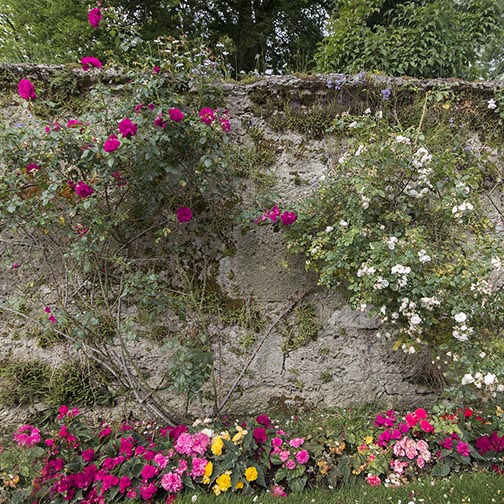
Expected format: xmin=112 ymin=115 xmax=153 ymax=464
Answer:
xmin=244 ymin=466 xmax=258 ymax=482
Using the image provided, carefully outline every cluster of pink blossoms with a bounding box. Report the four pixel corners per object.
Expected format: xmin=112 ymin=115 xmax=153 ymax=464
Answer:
xmin=254 ymin=205 xmax=297 ymax=226
xmin=13 ymin=425 xmax=41 ymax=447
xmin=392 ymin=436 xmax=432 ymax=469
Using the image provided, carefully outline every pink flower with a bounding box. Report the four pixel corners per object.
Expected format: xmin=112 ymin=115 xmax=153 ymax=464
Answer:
xmin=75 ymin=224 xmax=89 ymax=236
xmin=153 ymin=66 xmax=161 ymax=74
xmin=134 ymin=103 xmax=144 ymax=113
xmin=405 ymin=413 xmax=418 ymax=427
xmin=280 ymin=211 xmax=297 ymax=225
xmin=176 ymin=206 xmax=193 ymax=223
xmin=13 ymin=425 xmax=41 ymax=447
xmin=174 ymin=432 xmax=193 ymax=455
xmin=141 ymin=464 xmax=158 ymax=480
xmin=199 ymin=107 xmax=215 ymax=125
xmin=140 ymin=483 xmax=158 ymax=500
xmin=256 ymin=414 xmax=271 ymax=426
xmin=80 ymin=56 xmax=103 ymax=71
xmin=66 ymin=118 xmax=82 ymax=128
xmin=285 ymin=459 xmax=296 ymax=470
xmin=416 ymin=440 xmax=429 ymax=452
xmin=272 ymin=437 xmax=283 ymax=447
xmin=18 ymin=79 xmax=36 ymax=100
xmin=119 ymin=476 xmax=132 ymax=493
xmin=82 ymin=449 xmax=95 ymax=462
xmin=289 ymin=438 xmax=304 ymax=448
xmin=161 ymin=472 xmax=183 ymax=493
xmin=456 ymin=441 xmax=470 ymax=457
xmin=190 ymin=457 xmax=208 ymax=478
xmin=154 ymin=453 xmax=168 ymax=469
xmin=366 ymin=474 xmax=381 ymax=486
xmin=415 ymin=408 xmax=428 ymax=419
xmin=118 ymin=117 xmax=138 ymax=138
xmin=74 ymin=180 xmax=94 ymax=198
xmin=103 ymin=134 xmax=120 ymax=152
xmin=419 ymin=419 xmax=434 ymax=433
xmin=48 ymin=314 xmax=56 ymax=324
xmin=295 ymin=449 xmax=309 ymax=464
xmin=270 ymin=484 xmax=287 ymax=498
xmin=253 ymin=427 xmax=267 ymax=444
xmin=219 ymin=115 xmax=231 ymax=132
xmin=88 ymin=7 xmax=102 ymax=28
xmin=99 ymin=425 xmax=111 ymax=439
xmin=169 ymin=108 xmax=184 ymax=123
xmin=278 ymin=450 xmax=290 ymax=462
xmin=154 ymin=114 xmax=166 ymax=128
xmin=11 ymin=262 xmax=21 ymax=269
xmin=26 ymin=163 xmax=40 ymax=173
xmin=442 ymin=437 xmax=453 ymax=450
xmin=191 ymin=432 xmax=210 ymax=455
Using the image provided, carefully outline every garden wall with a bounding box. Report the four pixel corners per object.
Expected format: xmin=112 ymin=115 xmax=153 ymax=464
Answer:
xmin=1 ymin=64 xmax=503 ymax=428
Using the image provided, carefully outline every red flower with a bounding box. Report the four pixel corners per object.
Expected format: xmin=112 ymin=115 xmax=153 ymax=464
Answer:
xmin=18 ymin=79 xmax=37 ymax=100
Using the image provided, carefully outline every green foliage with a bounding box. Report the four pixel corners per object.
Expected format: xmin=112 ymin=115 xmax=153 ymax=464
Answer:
xmin=316 ymin=0 xmax=504 ymax=78
xmin=0 ymin=358 xmax=113 ymax=408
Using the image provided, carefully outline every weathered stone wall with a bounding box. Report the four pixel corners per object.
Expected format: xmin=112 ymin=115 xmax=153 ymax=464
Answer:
xmin=1 ymin=65 xmax=503 ymax=427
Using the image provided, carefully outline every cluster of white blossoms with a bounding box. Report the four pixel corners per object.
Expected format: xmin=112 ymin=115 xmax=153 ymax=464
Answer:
xmin=461 ymin=372 xmax=503 ymax=394
xmin=386 ymin=236 xmax=398 ymax=250
xmin=418 ymin=249 xmax=431 ymax=263
xmin=452 ymin=312 xmax=474 ymax=342
xmin=412 ymin=147 xmax=432 ymax=169
xmin=488 ymin=98 xmax=498 ymax=110
xmin=395 ymin=135 xmax=411 ymax=144
xmin=373 ymin=276 xmax=390 ymax=290
xmin=357 ymin=262 xmax=376 ymax=277
xmin=361 ymin=194 xmax=371 ymax=209
xmin=397 ymin=297 xmax=423 ymax=334
xmin=420 ymin=296 xmax=441 ymax=310
xmin=451 ymin=200 xmax=474 ymax=219
xmin=391 ymin=264 xmax=411 ymax=288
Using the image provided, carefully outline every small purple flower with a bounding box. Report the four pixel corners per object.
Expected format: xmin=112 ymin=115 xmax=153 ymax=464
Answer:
xmin=381 ymin=88 xmax=391 ymax=100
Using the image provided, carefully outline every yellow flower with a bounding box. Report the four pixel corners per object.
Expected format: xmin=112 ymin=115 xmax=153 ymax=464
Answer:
xmin=221 ymin=431 xmax=231 ymax=441
xmin=365 ymin=436 xmax=374 ymax=445
xmin=215 ymin=473 xmax=232 ymax=492
xmin=245 ymin=466 xmax=258 ymax=482
xmin=235 ymin=481 xmax=244 ymax=490
xmin=232 ymin=425 xmax=248 ymax=444
xmin=211 ymin=436 xmax=224 ymax=456
xmin=202 ymin=461 xmax=213 ymax=484
xmin=212 ymin=485 xmax=221 ymax=496
xmin=496 ymin=405 xmax=503 ymax=417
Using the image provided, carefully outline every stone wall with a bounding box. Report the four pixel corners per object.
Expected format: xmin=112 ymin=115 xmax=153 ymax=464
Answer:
xmin=1 ymin=65 xmax=503 ymax=427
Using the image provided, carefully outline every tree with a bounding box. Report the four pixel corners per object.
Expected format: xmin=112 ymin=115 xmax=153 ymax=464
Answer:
xmin=315 ymin=0 xmax=504 ymax=79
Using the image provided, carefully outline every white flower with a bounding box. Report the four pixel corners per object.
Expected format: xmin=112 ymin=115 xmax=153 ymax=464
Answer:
xmin=339 ymin=219 xmax=348 ymax=227
xmin=461 ymin=373 xmax=475 ymax=385
xmin=491 ymin=256 xmax=502 ymax=270
xmin=325 ymin=226 xmax=334 ymax=233
xmin=454 ymin=312 xmax=467 ymax=323
xmin=395 ymin=135 xmax=411 ymax=144
xmin=363 ymin=108 xmax=371 ymax=114
xmin=484 ymin=373 xmax=496 ymax=386
xmin=488 ymin=98 xmax=497 ymax=110
xmin=387 ymin=236 xmax=398 ymax=250
xmin=361 ymin=195 xmax=370 ymax=209
xmin=348 ymin=121 xmax=358 ymax=129
xmin=373 ymin=277 xmax=390 ymax=290
xmin=391 ymin=264 xmax=411 ymax=275
xmin=452 ymin=329 xmax=469 ymax=341
xmin=410 ymin=314 xmax=422 ymax=325
xmin=479 ymin=351 xmax=486 ymax=358
xmin=375 ymin=110 xmax=383 ymax=119
xmin=418 ymin=249 xmax=431 ymax=263
xmin=192 ymin=496 xmax=198 ymax=503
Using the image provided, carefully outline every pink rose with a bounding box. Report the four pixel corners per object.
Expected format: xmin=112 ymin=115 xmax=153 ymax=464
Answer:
xmin=74 ymin=180 xmax=94 ymax=198
xmin=199 ymin=107 xmax=215 ymax=125
xmin=295 ymin=449 xmax=309 ymax=464
xmin=168 ymin=108 xmax=185 ymax=123
xmin=289 ymin=438 xmax=304 ymax=448
xmin=176 ymin=206 xmax=193 ymax=223
xmin=88 ymin=7 xmax=102 ymax=28
xmin=80 ymin=56 xmax=103 ymax=71
xmin=26 ymin=163 xmax=40 ymax=173
xmin=285 ymin=459 xmax=296 ymax=470
xmin=18 ymin=79 xmax=36 ymax=100
xmin=118 ymin=117 xmax=138 ymax=138
xmin=104 ymin=134 xmax=120 ymax=152
xmin=161 ymin=472 xmax=183 ymax=493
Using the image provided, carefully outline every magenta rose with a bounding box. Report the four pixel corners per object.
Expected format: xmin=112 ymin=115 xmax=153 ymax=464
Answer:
xmin=18 ymin=79 xmax=37 ymax=100
xmin=280 ymin=211 xmax=297 ymax=225
xmin=176 ymin=206 xmax=193 ymax=223
xmin=26 ymin=163 xmax=40 ymax=173
xmin=88 ymin=7 xmax=102 ymax=28
xmin=80 ymin=56 xmax=103 ymax=71
xmin=253 ymin=427 xmax=267 ymax=444
xmin=118 ymin=117 xmax=138 ymax=138
xmin=103 ymin=134 xmax=120 ymax=152
xmin=74 ymin=180 xmax=94 ymax=198
xmin=199 ymin=107 xmax=215 ymax=125
xmin=169 ymin=108 xmax=185 ymax=123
